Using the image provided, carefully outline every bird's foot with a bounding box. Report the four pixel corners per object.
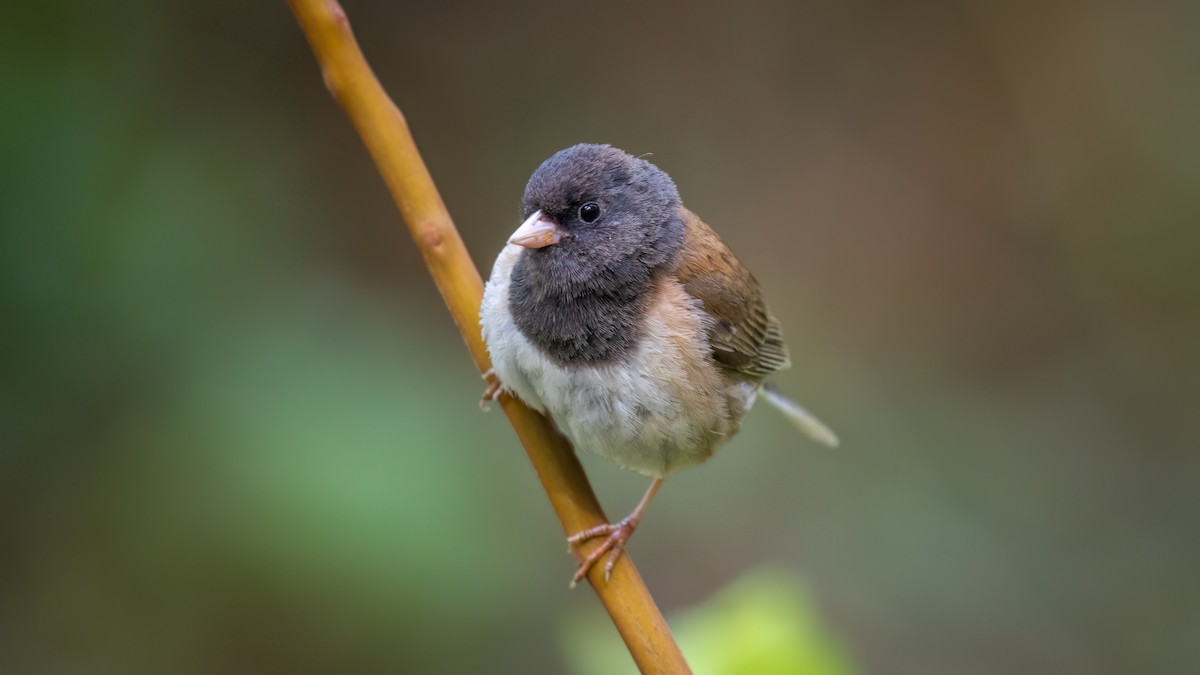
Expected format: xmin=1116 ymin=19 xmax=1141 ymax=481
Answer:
xmin=566 ymin=516 xmax=639 ymax=588
xmin=565 ymin=478 xmax=664 ymax=588
xmin=480 ymin=368 xmax=502 ymax=411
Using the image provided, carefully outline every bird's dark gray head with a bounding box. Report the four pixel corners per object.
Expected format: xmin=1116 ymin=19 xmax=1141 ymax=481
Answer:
xmin=514 ymin=143 xmax=683 ymax=293
xmin=507 ymin=144 xmax=686 ymax=363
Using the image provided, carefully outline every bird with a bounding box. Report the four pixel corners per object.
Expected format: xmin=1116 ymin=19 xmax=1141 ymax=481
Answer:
xmin=479 ymin=143 xmax=836 ymax=586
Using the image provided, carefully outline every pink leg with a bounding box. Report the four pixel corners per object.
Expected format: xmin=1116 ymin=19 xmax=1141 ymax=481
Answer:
xmin=567 ymin=478 xmax=664 ymax=587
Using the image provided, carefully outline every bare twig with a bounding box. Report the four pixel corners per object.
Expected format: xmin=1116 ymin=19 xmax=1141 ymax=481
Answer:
xmin=285 ymin=1 xmax=691 ymax=672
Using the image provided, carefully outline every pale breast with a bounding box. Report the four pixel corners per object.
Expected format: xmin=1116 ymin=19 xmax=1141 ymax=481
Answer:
xmin=481 ymin=244 xmax=757 ymax=478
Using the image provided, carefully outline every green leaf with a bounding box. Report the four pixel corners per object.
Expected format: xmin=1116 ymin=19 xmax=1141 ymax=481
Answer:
xmin=563 ymin=566 xmax=854 ymax=675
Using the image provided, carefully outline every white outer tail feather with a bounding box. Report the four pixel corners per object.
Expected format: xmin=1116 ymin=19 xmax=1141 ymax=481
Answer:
xmin=760 ymin=383 xmax=839 ymax=447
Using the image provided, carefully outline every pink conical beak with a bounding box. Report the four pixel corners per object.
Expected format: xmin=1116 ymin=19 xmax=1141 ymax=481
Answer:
xmin=508 ymin=210 xmax=564 ymax=248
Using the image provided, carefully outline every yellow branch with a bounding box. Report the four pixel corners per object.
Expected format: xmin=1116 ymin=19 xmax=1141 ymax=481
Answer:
xmin=286 ymin=1 xmax=691 ymax=672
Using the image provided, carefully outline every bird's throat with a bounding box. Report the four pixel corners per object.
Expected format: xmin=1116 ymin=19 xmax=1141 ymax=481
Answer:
xmin=507 ymin=252 xmax=652 ymax=365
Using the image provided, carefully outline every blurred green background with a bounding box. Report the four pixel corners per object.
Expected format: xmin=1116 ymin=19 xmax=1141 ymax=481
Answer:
xmin=3 ymin=1 xmax=1198 ymax=673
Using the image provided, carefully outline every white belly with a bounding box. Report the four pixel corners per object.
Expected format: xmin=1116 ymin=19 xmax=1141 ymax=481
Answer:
xmin=481 ymin=245 xmax=756 ymax=478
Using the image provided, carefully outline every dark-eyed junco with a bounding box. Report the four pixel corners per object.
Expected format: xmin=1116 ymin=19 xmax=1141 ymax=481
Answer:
xmin=480 ymin=144 xmax=836 ymax=586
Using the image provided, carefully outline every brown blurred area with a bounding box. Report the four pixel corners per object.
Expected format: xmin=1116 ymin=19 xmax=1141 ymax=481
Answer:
xmin=2 ymin=1 xmax=1197 ymax=673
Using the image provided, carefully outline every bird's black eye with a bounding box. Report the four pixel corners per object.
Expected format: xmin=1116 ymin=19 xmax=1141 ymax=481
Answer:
xmin=579 ymin=202 xmax=601 ymax=223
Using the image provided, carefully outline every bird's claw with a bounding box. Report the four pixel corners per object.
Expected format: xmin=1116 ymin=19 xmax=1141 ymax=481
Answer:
xmin=567 ymin=518 xmax=637 ymax=588
xmin=480 ymin=368 xmax=502 ymax=411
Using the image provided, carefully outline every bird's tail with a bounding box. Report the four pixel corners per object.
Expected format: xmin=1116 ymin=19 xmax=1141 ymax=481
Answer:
xmin=760 ymin=383 xmax=839 ymax=447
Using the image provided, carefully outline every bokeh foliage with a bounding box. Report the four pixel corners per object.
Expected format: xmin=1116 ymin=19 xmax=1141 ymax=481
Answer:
xmin=3 ymin=1 xmax=1198 ymax=673
xmin=565 ymin=568 xmax=852 ymax=675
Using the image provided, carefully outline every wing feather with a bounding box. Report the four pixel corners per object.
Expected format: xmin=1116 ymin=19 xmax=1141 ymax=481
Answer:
xmin=673 ymin=208 xmax=792 ymax=380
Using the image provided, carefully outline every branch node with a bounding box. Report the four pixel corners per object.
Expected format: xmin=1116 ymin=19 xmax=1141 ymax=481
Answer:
xmin=419 ymin=223 xmax=444 ymax=251
xmin=328 ymin=0 xmax=347 ymax=27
